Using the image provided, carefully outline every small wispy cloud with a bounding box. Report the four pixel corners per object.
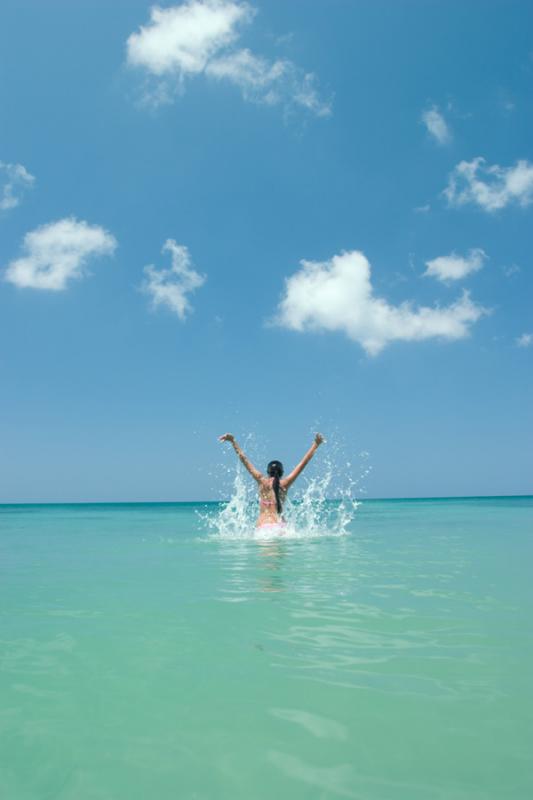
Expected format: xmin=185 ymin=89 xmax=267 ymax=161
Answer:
xmin=142 ymin=239 xmax=205 ymax=319
xmin=126 ymin=0 xmax=331 ymax=117
xmin=516 ymin=332 xmax=533 ymax=348
xmin=205 ymin=49 xmax=329 ymax=116
xmin=4 ymin=218 xmax=117 ymax=290
xmin=424 ymin=248 xmax=486 ymax=283
xmin=0 ymin=161 xmax=35 ymax=211
xmin=273 ymin=249 xmax=488 ymax=356
xmin=421 ymin=106 xmax=451 ymax=145
xmin=444 ymin=157 xmax=533 ymax=212
xmin=502 ymin=264 xmax=521 ymax=278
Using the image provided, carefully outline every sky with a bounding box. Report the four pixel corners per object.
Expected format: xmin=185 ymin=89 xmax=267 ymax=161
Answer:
xmin=1 ymin=0 xmax=532 ymax=502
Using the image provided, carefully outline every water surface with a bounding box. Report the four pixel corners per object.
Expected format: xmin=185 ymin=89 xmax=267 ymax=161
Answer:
xmin=1 ymin=497 xmax=532 ymax=799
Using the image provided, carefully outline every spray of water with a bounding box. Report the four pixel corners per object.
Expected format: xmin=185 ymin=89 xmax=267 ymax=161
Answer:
xmin=200 ymin=436 xmax=371 ymax=541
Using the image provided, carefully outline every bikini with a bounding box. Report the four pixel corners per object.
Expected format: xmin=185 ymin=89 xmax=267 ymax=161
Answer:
xmin=257 ymin=497 xmax=286 ymax=531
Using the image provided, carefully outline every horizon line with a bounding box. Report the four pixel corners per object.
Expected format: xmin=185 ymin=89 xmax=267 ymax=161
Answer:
xmin=1 ymin=493 xmax=532 ymax=507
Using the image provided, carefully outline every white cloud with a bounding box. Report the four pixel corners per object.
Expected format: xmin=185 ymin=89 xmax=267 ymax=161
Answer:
xmin=0 ymin=161 xmax=35 ymax=210
xmin=274 ymin=250 xmax=487 ymax=356
xmin=503 ymin=264 xmax=520 ymax=278
xmin=414 ymin=204 xmax=431 ymax=214
xmin=142 ymin=239 xmax=205 ymax=319
xmin=4 ymin=218 xmax=117 ymax=290
xmin=516 ymin=333 xmax=533 ymax=348
xmin=424 ymin=248 xmax=486 ymax=282
xmin=444 ymin=157 xmax=533 ymax=212
xmin=126 ymin=1 xmax=330 ymax=116
xmin=205 ymin=49 xmax=330 ymax=116
xmin=127 ymin=1 xmax=252 ymax=77
xmin=421 ymin=106 xmax=451 ymax=145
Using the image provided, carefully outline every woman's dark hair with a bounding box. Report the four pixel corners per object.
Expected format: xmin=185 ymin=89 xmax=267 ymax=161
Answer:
xmin=267 ymin=460 xmax=284 ymax=514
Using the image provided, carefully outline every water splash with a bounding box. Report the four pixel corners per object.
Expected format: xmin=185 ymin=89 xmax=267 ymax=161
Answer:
xmin=200 ymin=442 xmax=370 ymax=541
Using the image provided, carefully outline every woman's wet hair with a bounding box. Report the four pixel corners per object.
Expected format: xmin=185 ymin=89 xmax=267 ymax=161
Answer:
xmin=267 ymin=461 xmax=284 ymax=514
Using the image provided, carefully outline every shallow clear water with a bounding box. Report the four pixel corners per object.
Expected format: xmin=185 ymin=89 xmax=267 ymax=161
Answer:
xmin=1 ymin=497 xmax=532 ymax=799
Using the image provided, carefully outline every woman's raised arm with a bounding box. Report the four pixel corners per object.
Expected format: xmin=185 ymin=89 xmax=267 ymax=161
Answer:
xmin=219 ymin=434 xmax=263 ymax=482
xmin=281 ymin=433 xmax=325 ymax=489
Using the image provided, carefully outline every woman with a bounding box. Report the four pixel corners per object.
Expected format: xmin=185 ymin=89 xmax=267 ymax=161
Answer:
xmin=218 ymin=433 xmax=325 ymax=530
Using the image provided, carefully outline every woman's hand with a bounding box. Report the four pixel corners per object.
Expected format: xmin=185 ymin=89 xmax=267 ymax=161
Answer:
xmin=314 ymin=432 xmax=325 ymax=446
xmin=219 ymin=433 xmax=235 ymax=443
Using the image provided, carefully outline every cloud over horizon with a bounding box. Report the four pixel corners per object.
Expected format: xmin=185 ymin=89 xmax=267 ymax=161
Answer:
xmin=424 ymin=248 xmax=487 ymax=282
xmin=126 ymin=0 xmax=331 ymax=116
xmin=0 ymin=161 xmax=35 ymax=211
xmin=142 ymin=239 xmax=206 ymax=319
xmin=444 ymin=157 xmax=533 ymax=211
xmin=4 ymin=218 xmax=117 ymax=290
xmin=274 ymin=250 xmax=488 ymax=356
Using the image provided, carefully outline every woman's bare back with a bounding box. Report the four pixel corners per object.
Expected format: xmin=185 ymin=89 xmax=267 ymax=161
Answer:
xmin=218 ymin=433 xmax=325 ymax=529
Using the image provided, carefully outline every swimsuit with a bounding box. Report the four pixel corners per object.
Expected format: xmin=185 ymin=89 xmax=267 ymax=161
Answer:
xmin=257 ymin=498 xmax=285 ymax=531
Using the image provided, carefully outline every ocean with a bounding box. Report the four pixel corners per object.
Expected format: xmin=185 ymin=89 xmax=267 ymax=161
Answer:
xmin=1 ymin=495 xmax=532 ymax=799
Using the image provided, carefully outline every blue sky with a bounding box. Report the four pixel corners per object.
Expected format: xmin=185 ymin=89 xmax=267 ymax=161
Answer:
xmin=1 ymin=0 xmax=532 ymax=502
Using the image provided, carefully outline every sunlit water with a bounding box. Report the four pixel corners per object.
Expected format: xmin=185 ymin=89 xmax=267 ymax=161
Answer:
xmin=1 ymin=495 xmax=532 ymax=799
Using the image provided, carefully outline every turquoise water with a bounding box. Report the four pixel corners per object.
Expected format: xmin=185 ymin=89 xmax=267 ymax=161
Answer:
xmin=1 ymin=497 xmax=533 ymax=799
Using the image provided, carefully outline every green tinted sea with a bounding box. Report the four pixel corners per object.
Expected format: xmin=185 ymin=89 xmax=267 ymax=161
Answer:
xmin=1 ymin=497 xmax=532 ymax=799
